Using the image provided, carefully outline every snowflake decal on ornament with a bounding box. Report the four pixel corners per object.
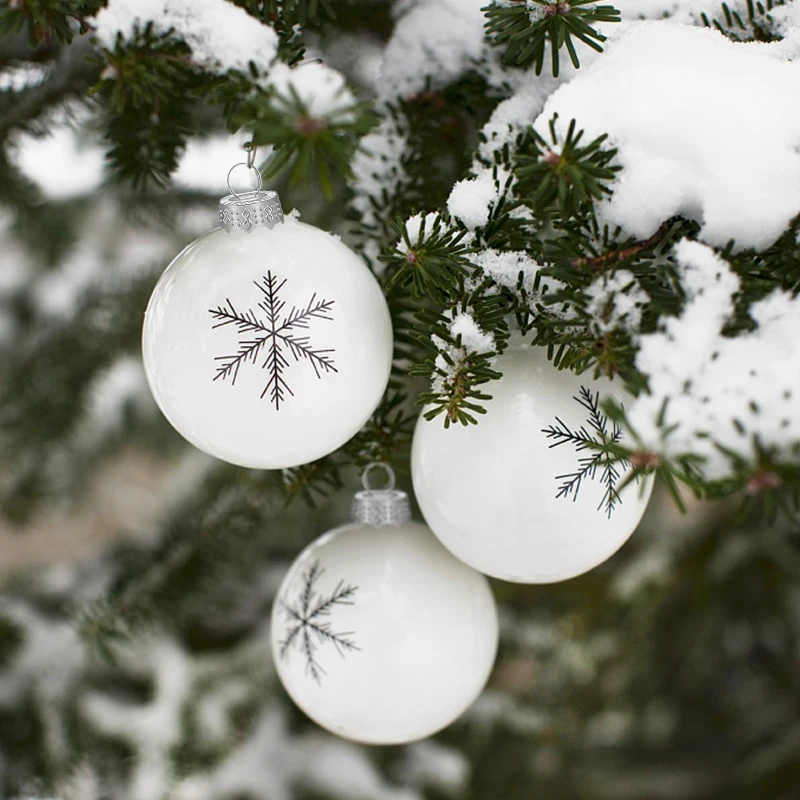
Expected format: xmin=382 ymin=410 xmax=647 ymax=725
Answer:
xmin=278 ymin=561 xmax=360 ymax=684
xmin=541 ymin=386 xmax=631 ymax=518
xmin=208 ymin=271 xmax=337 ymax=410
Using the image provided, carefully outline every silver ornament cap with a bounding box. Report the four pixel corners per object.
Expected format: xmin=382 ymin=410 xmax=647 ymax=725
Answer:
xmin=219 ymin=158 xmax=285 ymax=233
xmin=352 ymin=463 xmax=411 ymax=527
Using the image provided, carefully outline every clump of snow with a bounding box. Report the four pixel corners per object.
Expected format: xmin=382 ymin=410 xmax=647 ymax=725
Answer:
xmin=628 ymin=240 xmax=800 ymax=478
xmin=447 ymin=171 xmax=502 ymax=230
xmin=175 ymin=134 xmax=253 ymax=192
xmin=612 ymin=548 xmax=673 ymax=600
xmin=0 ymin=63 xmax=48 ymax=92
xmin=486 ymin=0 xmax=545 ymax=21
xmin=81 ymin=639 xmax=192 ymax=800
xmin=477 ymin=78 xmax=561 ymax=162
xmin=14 ymin=124 xmax=105 ymax=200
xmin=378 ymin=0 xmax=489 ymax=99
xmin=396 ymin=211 xmax=442 ymax=253
xmin=450 ymin=312 xmax=495 ymax=352
xmin=268 ymin=61 xmax=358 ymax=119
xmin=93 ymin=0 xmax=278 ymax=74
xmin=584 ymin=269 xmax=649 ymax=334
xmin=350 ymin=116 xmax=410 ymax=264
xmin=430 ymin=309 xmax=497 ymax=395
xmin=0 ymin=603 xmax=84 ymax=709
xmin=772 ymin=2 xmax=800 ymax=59
xmin=72 ymin=357 xmax=151 ymax=449
xmin=400 ymin=741 xmax=470 ymax=795
xmin=536 ymin=21 xmax=800 ymax=250
xmin=467 ymin=248 xmax=542 ymax=294
xmin=172 ymin=708 xmax=420 ymax=800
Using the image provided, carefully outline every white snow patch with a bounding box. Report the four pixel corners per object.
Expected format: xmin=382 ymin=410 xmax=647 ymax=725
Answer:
xmin=612 ymin=549 xmax=673 ymax=600
xmin=73 ymin=357 xmax=151 ymax=448
xmin=81 ymin=639 xmax=192 ymax=800
xmin=401 ymin=741 xmax=470 ymax=795
xmin=93 ymin=0 xmax=278 ymax=74
xmin=0 ymin=63 xmax=48 ymax=92
xmin=396 ymin=211 xmax=442 ymax=253
xmin=450 ymin=312 xmax=495 ymax=352
xmin=585 ymin=269 xmax=649 ymax=334
xmin=15 ymin=125 xmax=104 ymax=199
xmin=773 ymin=3 xmax=800 ymax=59
xmin=378 ymin=0 xmax=489 ymax=99
xmin=175 ymin=134 xmax=253 ymax=193
xmin=447 ymin=171 xmax=501 ymax=230
xmin=350 ymin=116 xmax=410 ymax=250
xmin=477 ymin=76 xmax=561 ymax=162
xmin=172 ymin=708 xmax=419 ymax=800
xmin=467 ymin=248 xmax=542 ymax=293
xmin=269 ymin=61 xmax=358 ymax=119
xmin=536 ymin=21 xmax=800 ymax=250
xmin=0 ymin=603 xmax=84 ymax=708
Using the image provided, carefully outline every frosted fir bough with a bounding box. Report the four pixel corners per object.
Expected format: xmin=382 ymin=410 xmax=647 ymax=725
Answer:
xmin=627 ymin=241 xmax=800 ymax=482
xmin=535 ymin=20 xmax=800 ymax=250
xmin=93 ymin=0 xmax=279 ymax=74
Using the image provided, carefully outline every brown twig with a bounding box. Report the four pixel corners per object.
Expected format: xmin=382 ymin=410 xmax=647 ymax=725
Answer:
xmin=572 ymin=221 xmax=671 ymax=271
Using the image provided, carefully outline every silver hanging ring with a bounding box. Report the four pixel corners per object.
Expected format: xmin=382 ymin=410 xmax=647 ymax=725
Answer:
xmin=361 ymin=462 xmax=396 ymax=492
xmin=226 ymin=162 xmax=262 ymax=201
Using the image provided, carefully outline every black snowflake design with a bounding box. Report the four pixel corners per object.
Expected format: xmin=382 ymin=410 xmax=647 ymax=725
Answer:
xmin=541 ymin=386 xmax=630 ymax=518
xmin=278 ymin=561 xmax=360 ymax=684
xmin=208 ymin=271 xmax=337 ymax=410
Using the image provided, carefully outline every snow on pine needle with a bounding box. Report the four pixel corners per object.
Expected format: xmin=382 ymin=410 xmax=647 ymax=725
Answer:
xmin=278 ymin=562 xmax=360 ymax=684
xmin=93 ymin=0 xmax=279 ymax=74
xmin=542 ymin=386 xmax=630 ymax=518
xmin=209 ymin=271 xmax=337 ymax=411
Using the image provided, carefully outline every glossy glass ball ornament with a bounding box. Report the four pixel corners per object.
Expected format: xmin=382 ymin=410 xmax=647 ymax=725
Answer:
xmin=412 ymin=342 xmax=654 ymax=584
xmin=271 ymin=465 xmax=499 ymax=745
xmin=142 ymin=162 xmax=393 ymax=469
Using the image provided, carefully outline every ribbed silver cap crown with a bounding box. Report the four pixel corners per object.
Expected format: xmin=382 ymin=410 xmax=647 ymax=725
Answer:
xmin=351 ymin=463 xmax=411 ymax=527
xmin=352 ymin=489 xmax=411 ymax=527
xmin=219 ymin=190 xmax=284 ymax=233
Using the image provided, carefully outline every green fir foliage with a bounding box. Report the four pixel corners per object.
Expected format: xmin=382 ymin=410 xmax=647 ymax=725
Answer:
xmin=701 ymin=0 xmax=787 ymax=41
xmin=483 ymin=0 xmax=621 ymax=75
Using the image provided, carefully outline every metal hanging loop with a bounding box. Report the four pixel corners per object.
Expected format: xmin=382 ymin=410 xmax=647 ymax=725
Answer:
xmin=226 ymin=161 xmax=263 ymax=202
xmin=219 ymin=140 xmax=284 ymax=233
xmin=361 ymin=462 xmax=396 ymax=493
xmin=352 ymin=462 xmax=410 ymax=527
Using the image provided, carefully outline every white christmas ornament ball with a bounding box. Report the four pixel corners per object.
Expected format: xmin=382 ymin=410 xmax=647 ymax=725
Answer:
xmin=142 ymin=212 xmax=392 ymax=469
xmin=271 ymin=517 xmax=498 ymax=744
xmin=412 ymin=343 xmax=654 ymax=583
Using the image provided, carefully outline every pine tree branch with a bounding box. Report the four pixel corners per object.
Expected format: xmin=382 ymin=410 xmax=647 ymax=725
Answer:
xmin=571 ymin=220 xmax=671 ymax=270
xmin=0 ymin=36 xmax=97 ymax=141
